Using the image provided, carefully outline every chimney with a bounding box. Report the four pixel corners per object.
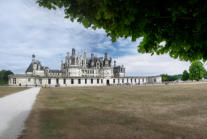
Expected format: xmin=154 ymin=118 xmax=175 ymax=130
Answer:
xmin=91 ymin=53 xmax=94 ymax=60
xmin=104 ymin=52 xmax=108 ymax=60
xmin=114 ymin=60 xmax=116 ymax=67
xmin=72 ymin=48 xmax=75 ymax=56
xmin=67 ymin=52 xmax=70 ymax=57
xmin=84 ymin=49 xmax=87 ymax=58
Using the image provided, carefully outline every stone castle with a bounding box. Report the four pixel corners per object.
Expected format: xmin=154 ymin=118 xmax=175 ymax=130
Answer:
xmin=9 ymin=48 xmax=162 ymax=87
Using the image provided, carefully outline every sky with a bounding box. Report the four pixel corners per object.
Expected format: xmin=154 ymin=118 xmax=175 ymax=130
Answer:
xmin=0 ymin=0 xmax=201 ymax=76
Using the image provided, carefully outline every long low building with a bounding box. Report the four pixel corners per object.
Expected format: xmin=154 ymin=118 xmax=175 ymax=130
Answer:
xmin=9 ymin=48 xmax=162 ymax=87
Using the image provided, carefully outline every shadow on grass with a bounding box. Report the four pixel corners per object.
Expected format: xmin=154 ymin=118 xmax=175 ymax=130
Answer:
xmin=20 ymin=107 xmax=205 ymax=139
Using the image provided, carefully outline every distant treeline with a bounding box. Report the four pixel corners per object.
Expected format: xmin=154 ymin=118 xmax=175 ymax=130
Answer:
xmin=161 ymin=60 xmax=207 ymax=82
xmin=161 ymin=74 xmax=183 ymax=82
xmin=0 ymin=70 xmax=13 ymax=85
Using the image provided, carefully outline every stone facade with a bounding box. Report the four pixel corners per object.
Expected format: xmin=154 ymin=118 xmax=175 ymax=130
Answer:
xmin=9 ymin=48 xmax=162 ymax=87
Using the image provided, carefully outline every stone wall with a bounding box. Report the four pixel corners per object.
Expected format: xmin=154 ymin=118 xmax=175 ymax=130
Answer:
xmin=9 ymin=76 xmax=162 ymax=87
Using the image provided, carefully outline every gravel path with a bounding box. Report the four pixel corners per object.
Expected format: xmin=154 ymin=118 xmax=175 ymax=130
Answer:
xmin=0 ymin=87 xmax=40 ymax=139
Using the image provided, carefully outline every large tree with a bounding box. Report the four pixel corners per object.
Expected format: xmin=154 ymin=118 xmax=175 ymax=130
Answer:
xmin=204 ymin=70 xmax=207 ymax=79
xmin=0 ymin=70 xmax=13 ymax=84
xmin=37 ymin=0 xmax=207 ymax=61
xmin=181 ymin=70 xmax=189 ymax=81
xmin=189 ymin=61 xmax=205 ymax=81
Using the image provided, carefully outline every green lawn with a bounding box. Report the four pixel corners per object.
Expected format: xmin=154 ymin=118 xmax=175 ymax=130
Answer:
xmin=0 ymin=87 xmax=28 ymax=98
xmin=20 ymin=84 xmax=207 ymax=139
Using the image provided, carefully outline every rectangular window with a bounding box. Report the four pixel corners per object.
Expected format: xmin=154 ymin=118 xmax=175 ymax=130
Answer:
xmin=101 ymin=79 xmax=103 ymax=84
xmin=48 ymin=79 xmax=51 ymax=84
xmin=78 ymin=79 xmax=81 ymax=84
xmin=63 ymin=79 xmax=66 ymax=84
xmin=122 ymin=79 xmax=124 ymax=83
xmin=28 ymin=78 xmax=31 ymax=82
xmin=85 ymin=79 xmax=87 ymax=84
xmin=56 ymin=79 xmax=59 ymax=84
xmin=71 ymin=79 xmax=74 ymax=84
xmin=135 ymin=79 xmax=136 ymax=83
xmin=91 ymin=79 xmax=93 ymax=84
xmin=97 ymin=79 xmax=99 ymax=84
xmin=113 ymin=79 xmax=115 ymax=84
xmin=13 ymin=78 xmax=16 ymax=84
xmin=127 ymin=78 xmax=128 ymax=83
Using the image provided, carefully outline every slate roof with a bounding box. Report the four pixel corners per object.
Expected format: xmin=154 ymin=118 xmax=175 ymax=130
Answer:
xmin=25 ymin=63 xmax=34 ymax=72
xmin=25 ymin=61 xmax=44 ymax=73
xmin=49 ymin=70 xmax=61 ymax=73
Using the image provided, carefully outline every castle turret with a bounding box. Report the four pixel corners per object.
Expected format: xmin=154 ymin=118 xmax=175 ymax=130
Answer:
xmin=67 ymin=52 xmax=70 ymax=57
xmin=32 ymin=54 xmax=35 ymax=62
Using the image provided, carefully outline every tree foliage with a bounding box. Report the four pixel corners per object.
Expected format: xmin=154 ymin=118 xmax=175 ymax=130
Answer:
xmin=161 ymin=74 xmax=182 ymax=82
xmin=189 ymin=61 xmax=205 ymax=81
xmin=37 ymin=0 xmax=207 ymax=61
xmin=204 ymin=70 xmax=207 ymax=79
xmin=181 ymin=70 xmax=189 ymax=81
xmin=0 ymin=70 xmax=13 ymax=85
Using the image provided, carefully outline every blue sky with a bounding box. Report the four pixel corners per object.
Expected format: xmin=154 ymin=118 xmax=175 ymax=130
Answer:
xmin=0 ymin=0 xmax=201 ymax=76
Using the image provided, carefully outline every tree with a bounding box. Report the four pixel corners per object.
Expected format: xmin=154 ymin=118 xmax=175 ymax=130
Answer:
xmin=181 ymin=70 xmax=189 ymax=81
xmin=0 ymin=70 xmax=13 ymax=84
xmin=161 ymin=74 xmax=182 ymax=82
xmin=37 ymin=0 xmax=207 ymax=61
xmin=3 ymin=70 xmax=13 ymax=81
xmin=204 ymin=70 xmax=207 ymax=79
xmin=189 ymin=61 xmax=205 ymax=81
xmin=161 ymin=74 xmax=168 ymax=82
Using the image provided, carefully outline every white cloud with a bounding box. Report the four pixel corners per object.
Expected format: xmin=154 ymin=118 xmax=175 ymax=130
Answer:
xmin=0 ymin=0 xmax=107 ymax=72
xmin=116 ymin=54 xmax=191 ymax=76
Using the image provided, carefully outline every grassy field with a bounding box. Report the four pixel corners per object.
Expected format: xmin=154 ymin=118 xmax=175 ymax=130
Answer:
xmin=19 ymin=84 xmax=207 ymax=139
xmin=0 ymin=87 xmax=28 ymax=98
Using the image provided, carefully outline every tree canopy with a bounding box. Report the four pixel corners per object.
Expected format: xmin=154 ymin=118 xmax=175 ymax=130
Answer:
xmin=161 ymin=74 xmax=182 ymax=82
xmin=204 ymin=70 xmax=207 ymax=79
xmin=0 ymin=70 xmax=13 ymax=85
xmin=181 ymin=70 xmax=189 ymax=81
xmin=189 ymin=61 xmax=206 ymax=81
xmin=37 ymin=0 xmax=207 ymax=61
